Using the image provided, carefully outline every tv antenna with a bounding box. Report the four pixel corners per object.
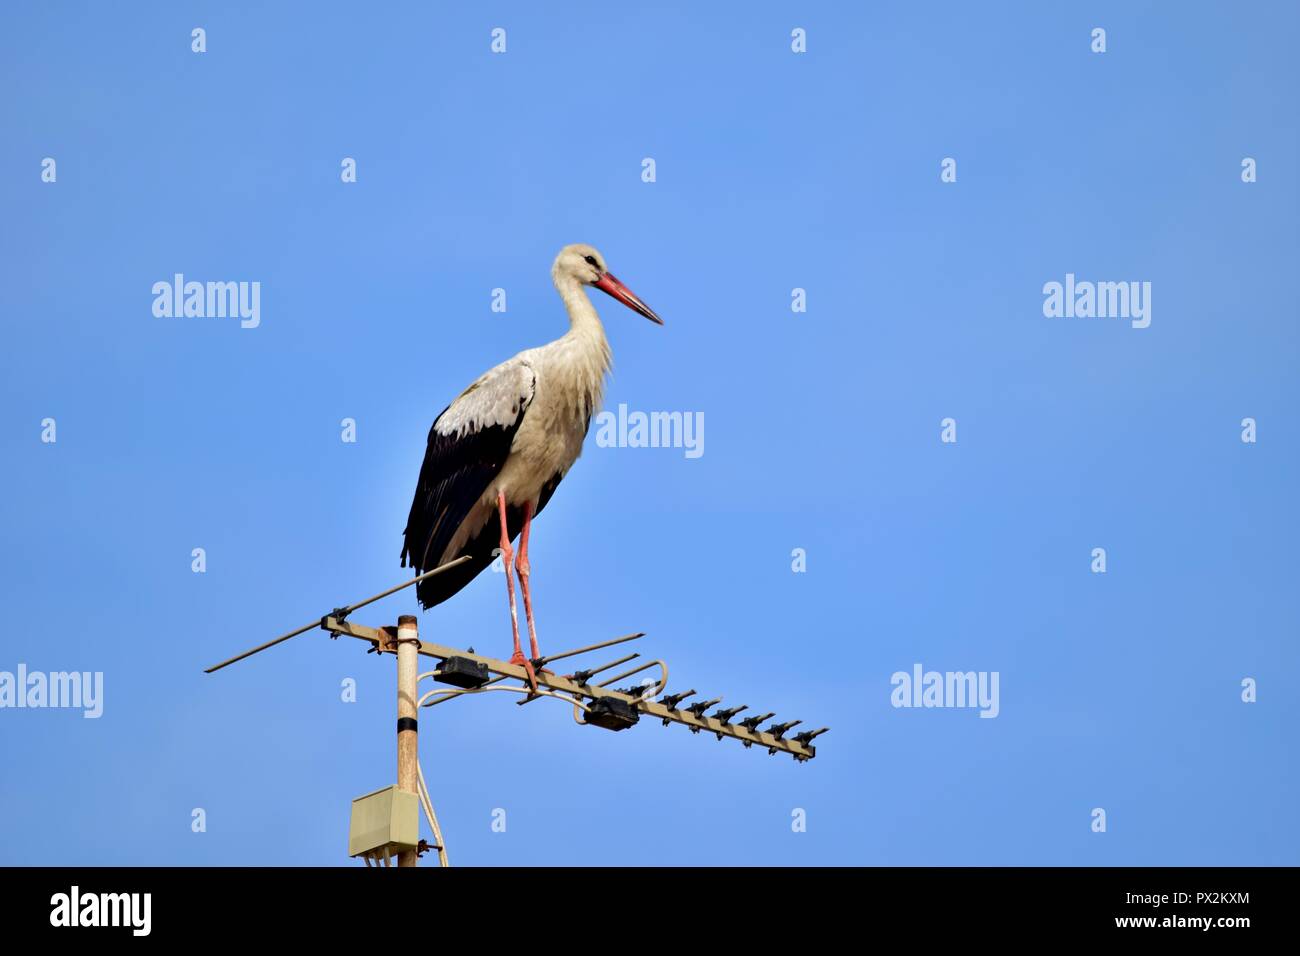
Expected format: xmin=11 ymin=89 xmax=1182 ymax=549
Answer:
xmin=205 ymin=556 xmax=828 ymax=866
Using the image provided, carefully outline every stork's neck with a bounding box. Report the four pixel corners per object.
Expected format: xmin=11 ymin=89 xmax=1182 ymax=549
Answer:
xmin=555 ymin=277 xmax=612 ymax=359
xmin=555 ymin=277 xmax=604 ymax=336
xmin=547 ymin=276 xmax=613 ymax=427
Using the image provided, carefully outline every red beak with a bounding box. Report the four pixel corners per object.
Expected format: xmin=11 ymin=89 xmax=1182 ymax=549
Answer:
xmin=593 ymin=272 xmax=664 ymax=325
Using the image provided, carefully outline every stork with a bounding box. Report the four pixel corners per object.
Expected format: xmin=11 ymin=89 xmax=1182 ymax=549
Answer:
xmin=400 ymin=244 xmax=662 ymax=689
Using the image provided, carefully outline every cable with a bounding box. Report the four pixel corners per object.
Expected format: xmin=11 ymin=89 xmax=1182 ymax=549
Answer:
xmin=418 ymin=683 xmax=597 ymax=713
xmin=416 ymin=762 xmax=450 ymax=868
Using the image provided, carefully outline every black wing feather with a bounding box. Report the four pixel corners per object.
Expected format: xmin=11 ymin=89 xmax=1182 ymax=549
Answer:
xmin=400 ymin=368 xmax=535 ymax=609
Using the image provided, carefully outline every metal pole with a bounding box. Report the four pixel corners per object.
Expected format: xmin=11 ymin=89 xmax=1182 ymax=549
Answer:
xmin=396 ymin=614 xmax=419 ymax=868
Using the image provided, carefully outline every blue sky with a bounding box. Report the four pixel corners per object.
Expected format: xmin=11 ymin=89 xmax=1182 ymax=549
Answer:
xmin=1 ymin=1 xmax=1296 ymax=866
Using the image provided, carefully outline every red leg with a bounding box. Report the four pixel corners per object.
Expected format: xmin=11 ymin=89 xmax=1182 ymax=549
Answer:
xmin=515 ymin=500 xmax=542 ymax=661
xmin=496 ymin=491 xmax=536 ymax=690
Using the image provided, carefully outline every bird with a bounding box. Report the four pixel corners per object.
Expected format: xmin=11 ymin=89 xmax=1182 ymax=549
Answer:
xmin=400 ymin=244 xmax=663 ymax=689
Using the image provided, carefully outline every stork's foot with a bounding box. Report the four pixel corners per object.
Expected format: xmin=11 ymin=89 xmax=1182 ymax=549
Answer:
xmin=509 ymin=650 xmax=539 ymax=692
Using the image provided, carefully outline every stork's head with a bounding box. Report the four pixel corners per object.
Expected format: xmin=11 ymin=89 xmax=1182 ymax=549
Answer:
xmin=553 ymin=243 xmax=663 ymax=325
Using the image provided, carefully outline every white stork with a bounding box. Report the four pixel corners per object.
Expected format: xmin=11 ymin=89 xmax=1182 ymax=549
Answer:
xmin=401 ymin=244 xmax=662 ymax=687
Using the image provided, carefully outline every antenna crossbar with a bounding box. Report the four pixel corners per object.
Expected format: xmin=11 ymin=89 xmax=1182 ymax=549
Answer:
xmin=322 ymin=616 xmax=822 ymax=761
